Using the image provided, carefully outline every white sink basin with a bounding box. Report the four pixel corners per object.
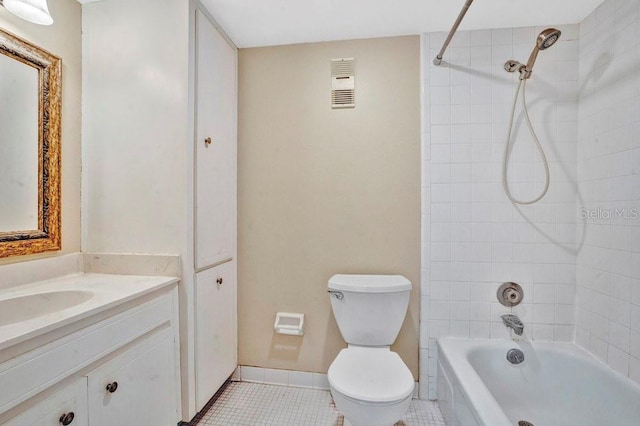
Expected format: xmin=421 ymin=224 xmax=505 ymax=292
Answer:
xmin=0 ymin=273 xmax=178 ymax=352
xmin=0 ymin=290 xmax=94 ymax=327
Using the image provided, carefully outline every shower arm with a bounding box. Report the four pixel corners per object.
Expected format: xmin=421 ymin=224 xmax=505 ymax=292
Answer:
xmin=433 ymin=0 xmax=475 ymax=66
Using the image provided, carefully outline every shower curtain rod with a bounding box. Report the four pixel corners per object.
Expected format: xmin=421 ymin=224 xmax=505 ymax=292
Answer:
xmin=433 ymin=0 xmax=474 ymax=66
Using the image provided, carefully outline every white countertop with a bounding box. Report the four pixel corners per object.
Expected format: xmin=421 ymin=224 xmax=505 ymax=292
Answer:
xmin=0 ymin=273 xmax=178 ymax=351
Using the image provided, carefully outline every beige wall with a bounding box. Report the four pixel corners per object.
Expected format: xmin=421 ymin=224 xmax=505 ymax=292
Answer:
xmin=238 ymin=36 xmax=421 ymax=378
xmin=0 ymin=0 xmax=82 ymax=265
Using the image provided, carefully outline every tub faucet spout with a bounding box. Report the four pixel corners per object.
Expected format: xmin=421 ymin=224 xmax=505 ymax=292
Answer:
xmin=501 ymin=314 xmax=524 ymax=336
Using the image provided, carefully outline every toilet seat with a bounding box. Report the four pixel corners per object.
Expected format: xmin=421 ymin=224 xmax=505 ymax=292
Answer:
xmin=327 ymin=346 xmax=414 ymax=403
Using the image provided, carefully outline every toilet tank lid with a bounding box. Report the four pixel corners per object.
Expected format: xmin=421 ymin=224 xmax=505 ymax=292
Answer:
xmin=328 ymin=274 xmax=411 ymax=293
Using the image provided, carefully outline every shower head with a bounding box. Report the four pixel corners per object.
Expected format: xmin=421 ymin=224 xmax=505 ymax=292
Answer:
xmin=536 ymin=28 xmax=561 ymax=49
xmin=521 ymin=28 xmax=561 ymax=79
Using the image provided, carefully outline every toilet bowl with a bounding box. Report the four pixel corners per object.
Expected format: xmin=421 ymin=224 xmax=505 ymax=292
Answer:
xmin=328 ymin=346 xmax=414 ymax=426
xmin=327 ymin=274 xmax=414 ymax=426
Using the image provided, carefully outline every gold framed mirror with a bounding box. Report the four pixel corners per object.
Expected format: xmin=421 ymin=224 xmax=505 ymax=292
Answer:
xmin=0 ymin=28 xmax=61 ymax=258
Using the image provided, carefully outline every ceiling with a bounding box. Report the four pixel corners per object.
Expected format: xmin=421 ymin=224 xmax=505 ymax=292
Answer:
xmin=200 ymin=0 xmax=606 ymax=48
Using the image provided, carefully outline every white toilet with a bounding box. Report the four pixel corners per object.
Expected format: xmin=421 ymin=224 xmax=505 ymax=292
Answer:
xmin=327 ymin=274 xmax=414 ymax=426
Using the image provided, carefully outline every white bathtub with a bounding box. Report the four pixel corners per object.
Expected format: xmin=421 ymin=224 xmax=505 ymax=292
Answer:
xmin=437 ymin=338 xmax=640 ymax=426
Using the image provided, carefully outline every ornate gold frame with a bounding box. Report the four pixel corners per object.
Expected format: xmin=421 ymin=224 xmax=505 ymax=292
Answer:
xmin=0 ymin=28 xmax=62 ymax=258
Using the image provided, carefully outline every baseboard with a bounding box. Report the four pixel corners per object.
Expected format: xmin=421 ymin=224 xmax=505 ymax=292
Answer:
xmin=233 ymin=365 xmax=420 ymax=399
xmin=179 ymin=380 xmax=232 ymax=426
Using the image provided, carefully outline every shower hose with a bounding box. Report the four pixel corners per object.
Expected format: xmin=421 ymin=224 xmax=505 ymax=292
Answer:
xmin=502 ymin=79 xmax=550 ymax=205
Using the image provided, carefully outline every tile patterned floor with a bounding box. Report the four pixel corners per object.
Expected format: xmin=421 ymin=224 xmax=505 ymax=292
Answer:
xmin=196 ymin=382 xmax=446 ymax=426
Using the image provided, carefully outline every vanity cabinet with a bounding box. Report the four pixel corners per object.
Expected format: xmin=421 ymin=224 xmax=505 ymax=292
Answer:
xmin=5 ymin=328 xmax=177 ymax=426
xmin=0 ymin=283 xmax=180 ymax=425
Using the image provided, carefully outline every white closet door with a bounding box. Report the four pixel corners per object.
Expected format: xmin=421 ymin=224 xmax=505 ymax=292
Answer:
xmin=195 ymin=261 xmax=237 ymax=410
xmin=194 ymin=9 xmax=237 ymax=270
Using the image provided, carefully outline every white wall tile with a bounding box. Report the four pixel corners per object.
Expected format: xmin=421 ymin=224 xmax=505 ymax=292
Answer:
xmin=469 ymin=302 xmax=491 ymax=321
xmin=469 ymin=321 xmax=491 ymax=338
xmin=288 ymin=370 xmax=314 ymax=388
xmin=242 ymin=366 xmax=265 ymax=383
xmin=629 ymin=356 xmax=640 ymax=386
xmin=450 ymin=320 xmax=470 ymax=337
xmin=533 ymin=324 xmax=555 ymax=341
xmin=534 ymin=285 xmax=555 ymax=303
xmin=590 ymin=336 xmax=609 ymax=363
xmin=312 ymin=373 xmax=330 ymax=390
xmin=469 ymin=30 xmax=492 ymax=47
xmin=450 ymin=301 xmax=470 ymax=320
xmin=575 ymin=0 xmax=640 ymax=386
xmin=609 ymin=322 xmax=630 ymax=352
xmin=422 ymin=18 xmax=640 ymax=396
xmin=608 ymin=346 xmax=630 ymax=376
xmin=264 ymin=368 xmax=289 ymax=386
xmin=490 ymin=321 xmax=512 ymax=339
xmin=554 ymin=325 xmax=575 ymax=342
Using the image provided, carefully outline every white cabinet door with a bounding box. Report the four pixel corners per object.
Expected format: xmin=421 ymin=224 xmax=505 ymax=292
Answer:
xmin=194 ymin=9 xmax=237 ymax=269
xmin=87 ymin=328 xmax=179 ymax=425
xmin=195 ymin=261 xmax=237 ymax=409
xmin=4 ymin=379 xmax=88 ymax=426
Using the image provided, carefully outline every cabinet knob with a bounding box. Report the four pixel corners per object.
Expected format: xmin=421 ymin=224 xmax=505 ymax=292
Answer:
xmin=204 ymin=137 xmax=212 ymax=147
xmin=106 ymin=381 xmax=118 ymax=393
xmin=59 ymin=412 xmax=75 ymax=425
xmin=216 ymin=277 xmax=223 ymax=285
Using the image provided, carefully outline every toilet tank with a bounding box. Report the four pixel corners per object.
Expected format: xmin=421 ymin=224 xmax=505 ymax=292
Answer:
xmin=328 ymin=274 xmax=411 ymax=346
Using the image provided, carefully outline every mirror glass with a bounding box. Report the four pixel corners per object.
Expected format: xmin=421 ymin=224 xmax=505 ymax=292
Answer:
xmin=0 ymin=28 xmax=62 ymax=258
xmin=0 ymin=52 xmax=39 ymax=232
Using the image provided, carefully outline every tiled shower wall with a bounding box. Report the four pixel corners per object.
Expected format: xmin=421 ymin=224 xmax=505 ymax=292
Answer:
xmin=575 ymin=0 xmax=640 ymax=386
xmin=420 ymin=25 xmax=580 ymax=398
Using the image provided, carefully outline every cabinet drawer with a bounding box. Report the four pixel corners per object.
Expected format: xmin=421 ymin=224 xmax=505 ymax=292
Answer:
xmin=0 ymin=293 xmax=173 ymax=414
xmin=4 ymin=378 xmax=88 ymax=426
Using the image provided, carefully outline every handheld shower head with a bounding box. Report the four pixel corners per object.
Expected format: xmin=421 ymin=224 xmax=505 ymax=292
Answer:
xmin=520 ymin=28 xmax=561 ymax=79
xmin=537 ymin=28 xmax=561 ymax=50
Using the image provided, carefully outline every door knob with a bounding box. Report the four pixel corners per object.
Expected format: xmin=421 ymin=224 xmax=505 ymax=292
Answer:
xmin=204 ymin=137 xmax=212 ymax=147
xmin=59 ymin=412 xmax=75 ymax=425
xmin=216 ymin=277 xmax=223 ymax=285
xmin=106 ymin=381 xmax=118 ymax=393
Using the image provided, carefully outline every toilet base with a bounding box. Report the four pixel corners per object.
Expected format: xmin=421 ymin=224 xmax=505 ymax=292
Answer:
xmin=331 ymin=387 xmax=412 ymax=426
xmin=342 ymin=415 xmax=401 ymax=426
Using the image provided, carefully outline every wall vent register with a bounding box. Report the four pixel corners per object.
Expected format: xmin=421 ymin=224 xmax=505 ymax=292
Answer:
xmin=331 ymin=58 xmax=355 ymax=109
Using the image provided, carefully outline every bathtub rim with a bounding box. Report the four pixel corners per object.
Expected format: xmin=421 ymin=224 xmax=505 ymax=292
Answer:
xmin=437 ymin=338 xmax=512 ymax=426
xmin=437 ymin=337 xmax=640 ymax=426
